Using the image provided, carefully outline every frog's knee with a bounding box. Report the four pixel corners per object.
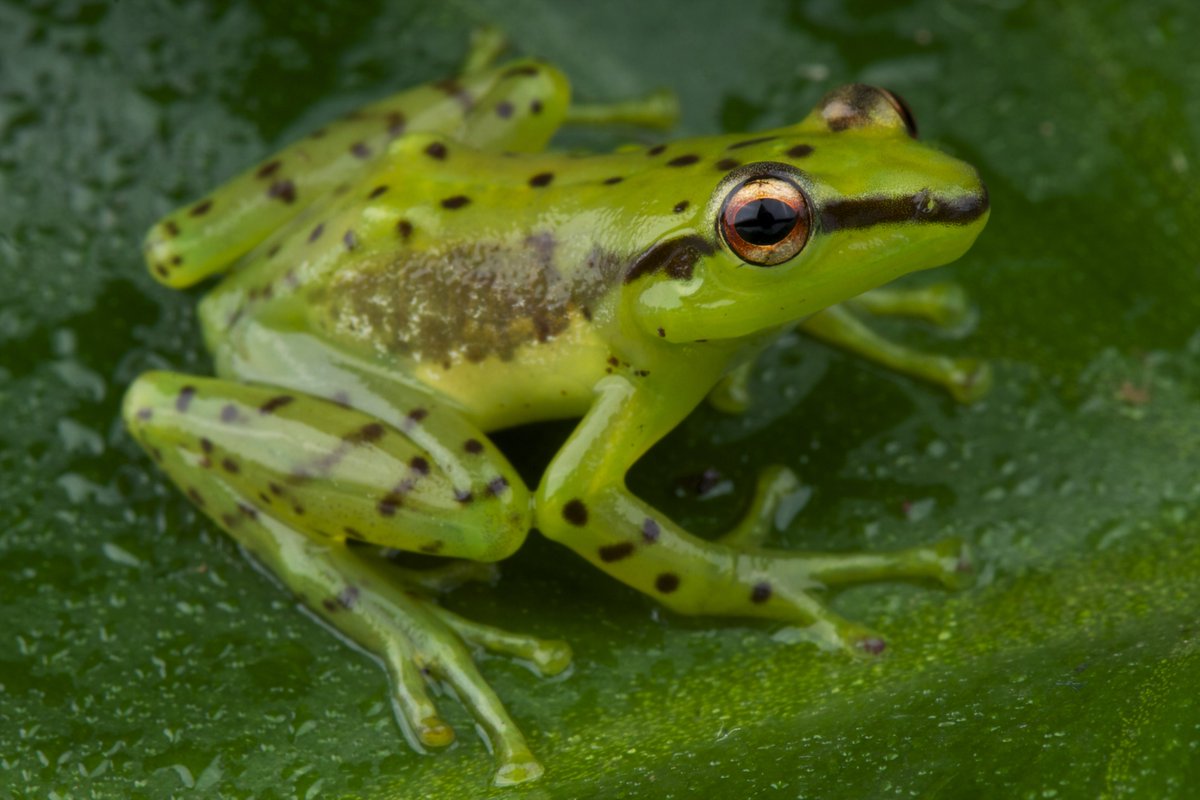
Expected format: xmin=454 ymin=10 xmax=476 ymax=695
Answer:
xmin=123 ymin=371 xmax=175 ymax=435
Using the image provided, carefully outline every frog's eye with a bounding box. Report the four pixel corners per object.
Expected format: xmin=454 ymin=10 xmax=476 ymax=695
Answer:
xmin=878 ymin=88 xmax=918 ymax=138
xmin=719 ymin=176 xmax=811 ymax=266
xmin=820 ymin=84 xmax=919 ymax=139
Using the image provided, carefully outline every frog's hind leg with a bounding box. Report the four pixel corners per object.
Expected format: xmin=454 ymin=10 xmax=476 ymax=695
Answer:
xmin=800 ymin=302 xmax=991 ymax=403
xmin=123 ymin=371 xmax=567 ymax=786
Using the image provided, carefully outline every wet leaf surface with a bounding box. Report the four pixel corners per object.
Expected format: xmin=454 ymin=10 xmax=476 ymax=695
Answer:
xmin=2 ymin=1 xmax=1197 ymax=797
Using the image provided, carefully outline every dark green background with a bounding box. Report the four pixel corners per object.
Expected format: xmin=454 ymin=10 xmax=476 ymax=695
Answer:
xmin=2 ymin=1 xmax=1198 ymax=798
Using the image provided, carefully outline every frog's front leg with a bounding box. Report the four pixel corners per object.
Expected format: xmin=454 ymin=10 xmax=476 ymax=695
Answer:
xmin=535 ymin=377 xmax=968 ymax=654
xmin=800 ymin=302 xmax=991 ymax=404
xmin=123 ymin=372 xmax=568 ymax=787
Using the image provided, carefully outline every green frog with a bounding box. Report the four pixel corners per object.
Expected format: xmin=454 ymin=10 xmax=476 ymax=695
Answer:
xmin=124 ymin=30 xmax=990 ymax=786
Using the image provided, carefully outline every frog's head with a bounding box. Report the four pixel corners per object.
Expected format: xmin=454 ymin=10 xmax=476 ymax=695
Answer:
xmin=625 ymin=84 xmax=989 ymax=344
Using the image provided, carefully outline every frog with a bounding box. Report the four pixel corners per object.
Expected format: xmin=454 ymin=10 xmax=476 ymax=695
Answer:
xmin=123 ymin=29 xmax=990 ymax=787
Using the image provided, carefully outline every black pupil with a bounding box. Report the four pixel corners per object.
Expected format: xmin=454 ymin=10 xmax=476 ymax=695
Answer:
xmin=733 ymin=198 xmax=797 ymax=246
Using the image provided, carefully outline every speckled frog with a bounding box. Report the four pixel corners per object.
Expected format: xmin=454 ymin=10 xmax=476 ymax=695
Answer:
xmin=124 ymin=31 xmax=990 ymax=786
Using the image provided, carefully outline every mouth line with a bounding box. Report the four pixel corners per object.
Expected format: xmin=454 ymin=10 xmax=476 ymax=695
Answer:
xmin=819 ymin=187 xmax=989 ymax=233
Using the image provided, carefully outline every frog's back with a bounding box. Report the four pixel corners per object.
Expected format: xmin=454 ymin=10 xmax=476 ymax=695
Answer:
xmin=198 ymin=134 xmax=653 ymax=426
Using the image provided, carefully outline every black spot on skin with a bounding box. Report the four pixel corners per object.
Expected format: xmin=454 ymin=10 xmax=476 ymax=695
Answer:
xmin=528 ymin=171 xmax=554 ymax=188
xmin=163 ymin=220 xmax=180 ymax=237
xmin=322 ymin=597 xmax=339 ymax=612
xmin=386 ymin=111 xmax=406 ymax=137
xmin=642 ymin=518 xmax=661 ymax=543
xmin=292 ymin=502 xmax=306 ymax=515
xmin=199 ymin=437 xmax=213 ymax=453
xmin=403 ymin=408 xmax=428 ymax=431
xmin=220 ymin=404 xmax=239 ymax=423
xmin=496 ymin=101 xmax=514 ymax=118
xmin=343 ymin=230 xmax=357 ymax=250
xmin=454 ymin=489 xmax=474 ymax=504
xmin=269 ymin=482 xmax=284 ymax=496
xmin=238 ymin=502 xmax=258 ymax=521
xmin=727 ymin=135 xmax=777 ymax=150
xmin=266 ymin=243 xmax=281 ymax=258
xmin=396 ymin=219 xmax=413 ymax=239
xmin=368 ymin=185 xmax=388 ymax=199
xmin=433 ymin=78 xmax=473 ymax=109
xmin=786 ymin=144 xmax=814 ymax=158
xmin=410 ymin=456 xmax=430 ymax=475
xmin=151 ymin=447 xmax=164 ymax=463
xmin=190 ymin=199 xmax=213 ymax=217
xmin=441 ymin=195 xmax=471 ymax=210
xmin=268 ymin=179 xmax=296 ymax=204
xmin=673 ymin=200 xmax=689 ymax=213
xmin=170 ymin=256 xmax=183 ymax=266
xmin=221 ymin=457 xmax=239 ymax=474
xmin=464 ymin=439 xmax=484 ymax=454
xmin=221 ymin=512 xmax=240 ymax=528
xmin=136 ymin=407 xmax=153 ymax=421
xmin=655 ymin=573 xmax=680 ymax=593
xmin=667 ymin=154 xmax=700 ymax=167
xmin=599 ymin=542 xmax=635 ymax=562
xmin=259 ymin=395 xmax=294 ymax=414
xmin=634 ymin=369 xmax=650 ymax=377
xmin=656 ymin=327 xmax=666 ymax=338
xmin=154 ymin=264 xmax=168 ymax=278
xmin=563 ymin=499 xmax=588 ymax=526
xmin=714 ymin=158 xmax=740 ymax=170
xmin=351 ymin=141 xmax=371 ymax=159
xmin=186 ymin=487 xmax=206 ymax=508
xmin=308 ymin=223 xmax=324 ymax=243
xmin=425 ymin=142 xmax=448 ymax=160
xmin=487 ymin=476 xmax=508 ymax=496
xmin=256 ymin=160 xmax=282 ymax=179
xmin=504 ymin=64 xmax=540 ymax=77
xmin=625 ymin=235 xmax=716 ymax=283
xmin=420 ymin=541 xmax=445 ymax=554
xmin=343 ymin=526 xmax=361 ymax=538
xmin=176 ymin=385 xmax=196 ymax=412
xmin=353 ymin=422 xmax=385 ymax=443
xmin=750 ymin=582 xmax=772 ymax=603
xmin=377 ymin=495 xmax=400 ymax=516
xmin=647 ymin=144 xmax=667 ymax=156
xmin=603 ymin=176 xmax=624 ymax=185
xmin=530 ymin=99 xmax=543 ymax=115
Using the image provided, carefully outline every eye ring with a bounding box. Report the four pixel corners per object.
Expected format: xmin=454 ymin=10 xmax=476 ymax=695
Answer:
xmin=719 ymin=175 xmax=811 ymax=266
xmin=879 ymin=88 xmax=919 ymax=138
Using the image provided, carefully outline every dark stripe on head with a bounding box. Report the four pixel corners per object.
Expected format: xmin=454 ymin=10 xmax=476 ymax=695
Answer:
xmin=820 ymin=187 xmax=988 ymax=232
xmin=624 ymin=235 xmax=716 ymax=283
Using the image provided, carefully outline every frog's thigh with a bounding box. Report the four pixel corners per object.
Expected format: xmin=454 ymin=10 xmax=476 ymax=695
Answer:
xmin=124 ymin=371 xmax=530 ymax=562
xmin=801 ymin=304 xmax=992 ymax=404
xmin=124 ymin=372 xmax=560 ymax=786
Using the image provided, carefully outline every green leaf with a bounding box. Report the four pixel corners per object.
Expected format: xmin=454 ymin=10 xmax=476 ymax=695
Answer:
xmin=2 ymin=1 xmax=1197 ymax=798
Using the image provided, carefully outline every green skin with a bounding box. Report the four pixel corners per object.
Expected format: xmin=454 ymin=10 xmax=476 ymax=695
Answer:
xmin=124 ymin=33 xmax=990 ymax=787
